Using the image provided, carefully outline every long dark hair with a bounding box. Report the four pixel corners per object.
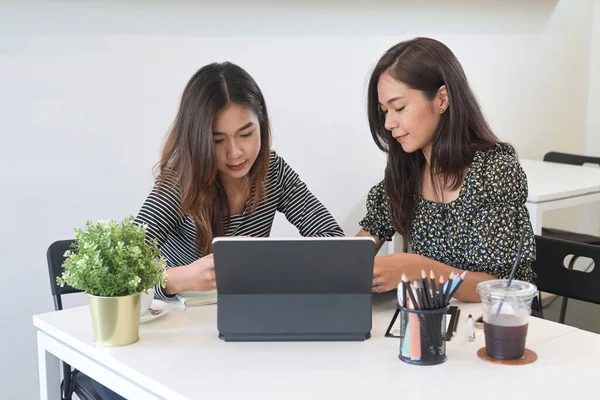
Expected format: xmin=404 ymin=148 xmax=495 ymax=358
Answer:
xmin=157 ymin=62 xmax=271 ymax=253
xmin=367 ymin=37 xmax=500 ymax=237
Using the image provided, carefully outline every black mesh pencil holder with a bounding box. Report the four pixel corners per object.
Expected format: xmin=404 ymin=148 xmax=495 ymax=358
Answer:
xmin=398 ymin=304 xmax=450 ymax=365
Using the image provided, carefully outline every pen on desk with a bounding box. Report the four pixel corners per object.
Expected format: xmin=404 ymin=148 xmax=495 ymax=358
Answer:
xmin=467 ymin=314 xmax=475 ymax=342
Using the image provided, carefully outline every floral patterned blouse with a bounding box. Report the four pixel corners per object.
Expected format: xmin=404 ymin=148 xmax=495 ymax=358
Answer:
xmin=359 ymin=144 xmax=536 ymax=282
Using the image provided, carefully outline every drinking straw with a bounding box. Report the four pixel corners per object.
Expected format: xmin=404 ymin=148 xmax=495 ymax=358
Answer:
xmin=506 ymin=225 xmax=528 ymax=287
xmin=495 ymin=224 xmax=528 ymax=319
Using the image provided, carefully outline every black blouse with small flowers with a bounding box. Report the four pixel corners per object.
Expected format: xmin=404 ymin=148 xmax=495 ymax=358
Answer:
xmin=359 ymin=144 xmax=536 ymax=282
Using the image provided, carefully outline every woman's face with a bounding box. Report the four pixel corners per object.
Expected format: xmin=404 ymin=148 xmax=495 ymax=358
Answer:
xmin=377 ymin=71 xmax=446 ymax=158
xmin=212 ymin=104 xmax=261 ymax=183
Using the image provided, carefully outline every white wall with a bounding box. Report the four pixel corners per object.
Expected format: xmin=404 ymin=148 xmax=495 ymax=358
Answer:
xmin=544 ymin=0 xmax=600 ymax=236
xmin=587 ymin=0 xmax=600 ymax=155
xmin=1 ymin=0 xmax=597 ymax=398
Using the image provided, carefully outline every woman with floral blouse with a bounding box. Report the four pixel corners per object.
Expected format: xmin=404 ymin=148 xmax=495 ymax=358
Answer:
xmin=357 ymin=37 xmax=536 ymax=302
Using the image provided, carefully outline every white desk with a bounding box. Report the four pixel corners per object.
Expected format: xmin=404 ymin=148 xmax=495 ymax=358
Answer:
xmin=520 ymin=159 xmax=600 ymax=235
xmin=34 ymin=295 xmax=591 ymax=400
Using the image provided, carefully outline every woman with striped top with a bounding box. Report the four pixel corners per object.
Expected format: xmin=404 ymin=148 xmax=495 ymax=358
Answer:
xmin=134 ymin=62 xmax=344 ymax=299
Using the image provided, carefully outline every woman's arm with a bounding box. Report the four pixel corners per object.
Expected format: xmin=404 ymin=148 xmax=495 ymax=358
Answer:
xmin=356 ymin=180 xmax=397 ymax=254
xmin=161 ymin=254 xmax=216 ymax=295
xmin=135 ymin=174 xmax=185 ymax=245
xmin=372 ymin=252 xmax=496 ymax=302
xmin=134 ymin=174 xmax=197 ymax=298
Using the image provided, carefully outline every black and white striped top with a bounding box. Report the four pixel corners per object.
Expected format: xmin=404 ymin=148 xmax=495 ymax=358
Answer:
xmin=134 ymin=151 xmax=345 ymax=298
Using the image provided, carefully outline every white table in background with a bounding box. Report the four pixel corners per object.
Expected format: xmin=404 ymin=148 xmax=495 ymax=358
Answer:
xmin=520 ymin=159 xmax=600 ymax=235
xmin=34 ymin=295 xmax=597 ymax=400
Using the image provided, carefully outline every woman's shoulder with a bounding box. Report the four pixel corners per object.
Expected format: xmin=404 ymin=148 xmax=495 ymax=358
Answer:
xmin=483 ymin=143 xmax=524 ymax=178
xmin=469 ymin=143 xmax=522 ymax=176
xmin=149 ymin=168 xmax=182 ymax=200
xmin=266 ymin=149 xmax=285 ymax=178
xmin=367 ymin=180 xmax=387 ymax=200
xmin=363 ymin=180 xmax=390 ymax=212
xmin=268 ymin=149 xmax=280 ymax=168
xmin=472 ymin=143 xmax=528 ymax=204
xmin=484 ymin=142 xmax=519 ymax=164
xmin=266 ymin=150 xmax=300 ymax=189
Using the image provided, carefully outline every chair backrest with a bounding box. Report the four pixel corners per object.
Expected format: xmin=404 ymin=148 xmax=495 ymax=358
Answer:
xmin=543 ymin=152 xmax=600 ymax=168
xmin=532 ymin=235 xmax=600 ymax=304
xmin=47 ymin=239 xmax=102 ymax=399
xmin=47 ymin=239 xmax=80 ymax=311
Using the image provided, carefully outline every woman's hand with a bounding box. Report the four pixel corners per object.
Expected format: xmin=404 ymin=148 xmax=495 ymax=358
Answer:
xmin=186 ymin=254 xmax=216 ymax=291
xmin=372 ymin=254 xmax=406 ymax=293
xmin=371 ymin=252 xmax=493 ymax=301
xmin=163 ymin=254 xmax=215 ymax=295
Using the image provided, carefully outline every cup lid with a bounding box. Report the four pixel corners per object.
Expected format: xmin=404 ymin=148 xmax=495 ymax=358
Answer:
xmin=476 ymin=279 xmax=538 ymax=299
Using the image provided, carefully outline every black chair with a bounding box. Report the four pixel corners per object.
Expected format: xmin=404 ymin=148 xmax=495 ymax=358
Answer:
xmin=541 ymin=152 xmax=600 ymax=317
xmin=47 ymin=240 xmax=104 ymax=400
xmin=532 ymin=235 xmax=600 ymax=324
xmin=544 ymin=151 xmax=600 ymax=169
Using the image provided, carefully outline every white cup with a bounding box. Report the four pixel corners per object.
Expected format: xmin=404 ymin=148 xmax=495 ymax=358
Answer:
xmin=140 ymin=288 xmax=155 ymax=316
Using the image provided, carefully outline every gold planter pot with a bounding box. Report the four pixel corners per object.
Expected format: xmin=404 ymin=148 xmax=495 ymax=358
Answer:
xmin=88 ymin=292 xmax=141 ymax=346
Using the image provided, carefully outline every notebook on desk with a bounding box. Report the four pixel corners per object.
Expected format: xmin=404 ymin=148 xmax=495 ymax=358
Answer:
xmin=213 ymin=237 xmax=376 ymax=342
xmin=176 ymin=290 xmax=217 ymax=307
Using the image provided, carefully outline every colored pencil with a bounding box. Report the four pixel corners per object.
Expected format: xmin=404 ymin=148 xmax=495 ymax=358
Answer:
xmin=429 ymin=270 xmax=438 ymax=308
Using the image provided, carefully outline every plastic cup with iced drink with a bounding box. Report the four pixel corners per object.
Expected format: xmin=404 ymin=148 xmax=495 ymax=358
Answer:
xmin=476 ymin=280 xmax=538 ymax=360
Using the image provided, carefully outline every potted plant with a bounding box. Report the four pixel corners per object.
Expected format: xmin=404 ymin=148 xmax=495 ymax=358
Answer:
xmin=57 ymin=216 xmax=166 ymax=346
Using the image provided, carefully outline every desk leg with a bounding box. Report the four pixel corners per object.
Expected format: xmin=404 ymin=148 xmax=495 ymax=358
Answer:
xmin=388 ymin=236 xmax=395 ymax=255
xmin=37 ymin=331 xmax=61 ymax=400
xmin=388 ymin=233 xmax=408 ymax=255
xmin=526 ymin=203 xmax=543 ymax=235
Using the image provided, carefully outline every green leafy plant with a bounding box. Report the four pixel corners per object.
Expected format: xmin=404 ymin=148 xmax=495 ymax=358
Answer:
xmin=57 ymin=217 xmax=166 ymax=297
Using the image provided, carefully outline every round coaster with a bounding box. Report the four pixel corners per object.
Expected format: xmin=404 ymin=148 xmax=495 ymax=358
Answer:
xmin=477 ymin=347 xmax=537 ymax=365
